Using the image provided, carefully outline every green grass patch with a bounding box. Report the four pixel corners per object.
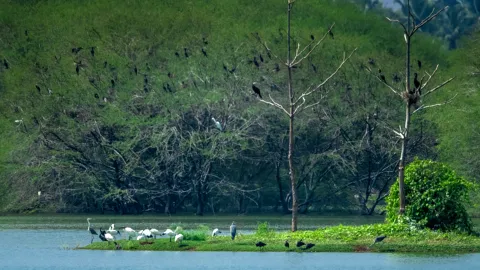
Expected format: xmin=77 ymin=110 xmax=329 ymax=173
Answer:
xmin=81 ymin=223 xmax=480 ymax=253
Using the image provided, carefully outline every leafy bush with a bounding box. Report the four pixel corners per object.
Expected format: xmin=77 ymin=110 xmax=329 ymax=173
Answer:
xmin=256 ymin=222 xmax=275 ymax=237
xmin=386 ymin=159 xmax=474 ymax=232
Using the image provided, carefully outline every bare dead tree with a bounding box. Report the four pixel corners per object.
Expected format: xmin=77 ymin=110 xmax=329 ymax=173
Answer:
xmin=257 ymin=0 xmax=356 ymax=231
xmin=372 ymin=0 xmax=455 ymax=214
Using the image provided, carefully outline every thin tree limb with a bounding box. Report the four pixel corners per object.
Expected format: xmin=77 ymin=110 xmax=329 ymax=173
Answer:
xmin=259 ymin=94 xmax=290 ymax=115
xmin=412 ymin=94 xmax=457 ymax=114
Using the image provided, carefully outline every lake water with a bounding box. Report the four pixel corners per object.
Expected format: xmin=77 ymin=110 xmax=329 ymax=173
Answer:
xmin=1 ymin=229 xmax=479 ymax=270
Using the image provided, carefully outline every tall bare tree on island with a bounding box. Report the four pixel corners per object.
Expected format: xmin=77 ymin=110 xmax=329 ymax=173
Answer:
xmin=370 ymin=0 xmax=455 ymax=214
xmin=256 ymin=0 xmax=356 ymax=231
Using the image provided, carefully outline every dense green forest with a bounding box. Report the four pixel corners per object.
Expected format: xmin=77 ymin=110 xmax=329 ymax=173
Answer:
xmin=0 ymin=0 xmax=478 ymax=215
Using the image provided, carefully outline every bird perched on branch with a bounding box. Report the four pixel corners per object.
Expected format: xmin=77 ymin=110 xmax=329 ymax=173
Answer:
xmin=329 ymin=29 xmax=334 ymax=39
xmin=379 ymin=69 xmax=386 ymax=83
xmin=252 ymin=82 xmax=263 ymax=99
xmin=417 ymin=60 xmax=422 ymax=69
xmin=413 ymin=73 xmax=421 ymax=91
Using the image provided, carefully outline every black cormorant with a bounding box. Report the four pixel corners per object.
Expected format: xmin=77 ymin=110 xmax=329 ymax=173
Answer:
xmin=35 ymin=85 xmax=41 ymax=93
xmin=252 ymin=82 xmax=262 ymax=99
xmin=417 ymin=60 xmax=422 ymax=69
xmin=90 ymin=47 xmax=95 ymax=57
xmin=296 ymin=240 xmax=305 ymax=248
xmin=379 ymin=69 xmax=386 ymax=83
xmin=184 ymin=48 xmax=189 ymax=58
xmin=310 ymin=34 xmax=314 ymax=40
xmin=255 ymin=241 xmax=267 ymax=248
xmin=305 ymin=243 xmax=315 ymax=250
xmin=175 ymin=52 xmax=180 ymax=57
xmin=414 ymin=73 xmax=420 ymax=89
xmin=285 ymin=240 xmax=290 ymax=248
xmin=329 ymin=30 xmax=334 ymax=39
xmin=201 ymin=48 xmax=207 ymax=57
xmin=134 ymin=65 xmax=138 ymax=75
xmin=3 ymin=59 xmax=9 ymax=69
xmin=259 ymin=54 xmax=264 ymax=63
xmin=253 ymin=57 xmax=260 ymax=68
xmin=311 ymin=64 xmax=317 ymax=73
xmin=94 ymin=93 xmax=99 ymax=99
xmin=368 ymin=58 xmax=375 ymax=66
xmin=111 ymin=79 xmax=115 ymax=88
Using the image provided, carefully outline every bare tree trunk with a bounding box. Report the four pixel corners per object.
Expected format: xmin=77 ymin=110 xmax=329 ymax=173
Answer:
xmin=275 ymin=160 xmax=289 ymax=214
xmin=286 ymin=2 xmax=298 ymax=232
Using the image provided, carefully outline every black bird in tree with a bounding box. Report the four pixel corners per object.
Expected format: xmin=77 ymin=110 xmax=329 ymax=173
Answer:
xmin=223 ymin=64 xmax=228 ymax=72
xmin=310 ymin=34 xmax=315 ymax=40
xmin=229 ymin=66 xmax=236 ymax=74
xmin=103 ymin=61 xmax=108 ymax=68
xmin=329 ymin=29 xmax=334 ymax=39
xmin=134 ymin=65 xmax=138 ymax=75
xmin=413 ymin=73 xmax=421 ymax=90
xmin=90 ymin=47 xmax=95 ymax=57
xmin=259 ymin=54 xmax=264 ymax=63
xmin=75 ymin=64 xmax=80 ymax=75
xmin=111 ymin=79 xmax=115 ymax=88
xmin=417 ymin=60 xmax=422 ymax=69
xmin=253 ymin=57 xmax=260 ymax=68
xmin=201 ymin=48 xmax=207 ymax=57
xmin=284 ymin=240 xmax=290 ymax=248
xmin=94 ymin=93 xmax=99 ymax=99
xmin=296 ymin=240 xmax=305 ymax=248
xmin=368 ymin=58 xmax=375 ymax=66
xmin=252 ymin=82 xmax=262 ymax=99
xmin=255 ymin=241 xmax=267 ymax=248
xmin=274 ymin=63 xmax=280 ymax=72
xmin=379 ymin=69 xmax=386 ymax=83
xmin=3 ymin=59 xmax=9 ymax=69
xmin=175 ymin=52 xmax=180 ymax=57
xmin=144 ymin=74 xmax=148 ymax=85
xmin=202 ymin=37 xmax=208 ymax=45
xmin=304 ymin=243 xmax=315 ymax=250
xmin=371 ymin=235 xmax=387 ymax=246
xmin=35 ymin=84 xmax=41 ymax=93
xmin=72 ymin=47 xmax=83 ymax=54
xmin=392 ymin=73 xmax=401 ymax=83
xmin=184 ymin=47 xmax=189 ymax=58
xmin=311 ymin=64 xmax=317 ymax=73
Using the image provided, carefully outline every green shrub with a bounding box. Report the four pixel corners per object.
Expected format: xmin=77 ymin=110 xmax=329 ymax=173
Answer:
xmin=255 ymin=222 xmax=275 ymax=237
xmin=386 ymin=159 xmax=474 ymax=232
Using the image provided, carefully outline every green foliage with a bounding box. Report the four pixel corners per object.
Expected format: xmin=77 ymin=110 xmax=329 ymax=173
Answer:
xmin=255 ymin=222 xmax=275 ymax=237
xmin=386 ymin=159 xmax=475 ymax=232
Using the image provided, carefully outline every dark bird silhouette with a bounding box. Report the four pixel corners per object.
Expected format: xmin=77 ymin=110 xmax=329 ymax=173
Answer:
xmin=223 ymin=64 xmax=228 ymax=72
xmin=285 ymin=240 xmax=290 ymax=248
xmin=88 ymin=77 xmax=96 ymax=86
xmin=99 ymin=228 xmax=107 ymax=241
xmin=392 ymin=73 xmax=401 ymax=83
xmin=3 ymin=59 xmax=9 ymax=69
xmin=414 ymin=73 xmax=420 ymax=90
xmin=166 ymin=83 xmax=173 ymax=92
xmin=296 ymin=240 xmax=305 ymax=248
xmin=417 ymin=60 xmax=422 ymax=69
xmin=201 ymin=48 xmax=207 ymax=57
xmin=114 ymin=241 xmax=121 ymax=250
xmin=255 ymin=241 xmax=267 ymax=248
xmin=144 ymin=74 xmax=148 ymax=85
xmin=379 ymin=69 xmax=386 ymax=83
xmin=373 ymin=235 xmax=387 ymax=245
xmin=134 ymin=65 xmax=138 ymax=75
xmin=274 ymin=63 xmax=280 ymax=72
xmin=368 ymin=58 xmax=375 ymax=66
xmin=304 ymin=243 xmax=315 ymax=250
xmin=229 ymin=66 xmax=236 ymax=74
xmin=267 ymin=50 xmax=272 ymax=59
xmin=111 ymin=79 xmax=115 ymax=88
xmin=94 ymin=93 xmax=99 ymax=99
xmin=143 ymin=85 xmax=149 ymax=93
xmin=329 ymin=29 xmax=334 ymax=39
xmin=253 ymin=57 xmax=260 ymax=68
xmin=252 ymin=82 xmax=262 ymax=99
xmin=103 ymin=61 xmax=108 ymax=68
xmin=311 ymin=64 xmax=317 ymax=73
xmin=259 ymin=54 xmax=264 ymax=63
xmin=35 ymin=85 xmax=41 ymax=93
xmin=310 ymin=34 xmax=315 ymax=40
xmin=76 ymin=64 xmax=80 ymax=75
xmin=25 ymin=29 xmax=28 ymax=36
xmin=203 ymin=37 xmax=208 ymax=45
xmin=184 ymin=47 xmax=189 ymax=58
xmin=168 ymin=72 xmax=174 ymax=78
xmin=72 ymin=47 xmax=83 ymax=54
xmin=90 ymin=47 xmax=95 ymax=57
xmin=175 ymin=52 xmax=180 ymax=57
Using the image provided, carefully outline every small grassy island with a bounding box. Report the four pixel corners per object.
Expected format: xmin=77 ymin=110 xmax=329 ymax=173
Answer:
xmin=82 ymin=222 xmax=480 ymax=253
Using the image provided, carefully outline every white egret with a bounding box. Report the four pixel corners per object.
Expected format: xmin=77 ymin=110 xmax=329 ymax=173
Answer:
xmin=212 ymin=228 xmax=222 ymax=237
xmin=211 ymin=117 xmax=223 ymax=131
xmin=175 ymin=233 xmax=184 ymax=243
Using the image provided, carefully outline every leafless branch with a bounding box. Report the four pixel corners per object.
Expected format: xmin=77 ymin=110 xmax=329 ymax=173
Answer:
xmin=366 ymin=67 xmax=403 ymax=97
xmin=422 ymin=77 xmax=454 ymax=98
xmin=412 ymin=6 xmax=448 ymax=35
xmin=412 ymin=94 xmax=458 ymax=114
xmin=295 ymin=48 xmax=357 ymax=104
xmin=292 ymin=23 xmax=335 ymax=66
xmin=259 ymin=93 xmax=290 ymax=115
xmin=386 ymin=17 xmax=407 ymax=33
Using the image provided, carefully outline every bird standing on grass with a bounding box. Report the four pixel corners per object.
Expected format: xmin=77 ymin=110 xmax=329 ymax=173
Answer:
xmin=255 ymin=241 xmax=267 ymax=248
xmin=175 ymin=234 xmax=184 ymax=244
xmin=285 ymin=240 xmax=290 ymax=248
xmin=371 ymin=235 xmax=387 ymax=246
xmin=296 ymin=240 xmax=305 ymax=248
xmin=87 ymin=218 xmax=98 ymax=243
xmin=230 ymin=222 xmax=237 ymax=240
xmin=212 ymin=228 xmax=222 ymax=237
xmin=162 ymin=227 xmax=181 ymax=242
xmin=124 ymin=227 xmax=136 ymax=240
xmin=211 ymin=117 xmax=223 ymax=131
xmin=304 ymin=243 xmax=315 ymax=250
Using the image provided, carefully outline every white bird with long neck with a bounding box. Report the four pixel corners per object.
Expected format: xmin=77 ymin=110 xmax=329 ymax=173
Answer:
xmin=124 ymin=227 xmax=136 ymax=240
xmin=175 ymin=233 xmax=184 ymax=244
xmin=211 ymin=117 xmax=223 ymax=131
xmin=107 ymin=224 xmax=121 ymax=236
xmin=162 ymin=227 xmax=181 ymax=242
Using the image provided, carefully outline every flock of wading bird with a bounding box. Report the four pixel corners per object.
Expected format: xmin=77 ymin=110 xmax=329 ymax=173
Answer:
xmin=87 ymin=218 xmax=387 ymax=251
